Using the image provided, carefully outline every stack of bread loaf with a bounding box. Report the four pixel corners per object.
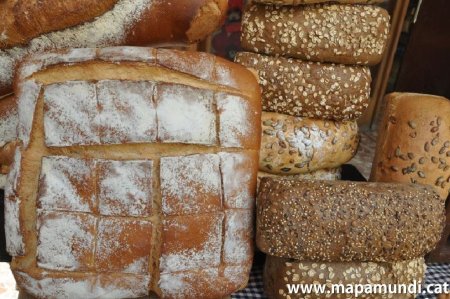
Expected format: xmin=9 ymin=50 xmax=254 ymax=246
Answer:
xmin=236 ymin=1 xmax=446 ymax=298
xmin=236 ymin=0 xmax=391 ymax=183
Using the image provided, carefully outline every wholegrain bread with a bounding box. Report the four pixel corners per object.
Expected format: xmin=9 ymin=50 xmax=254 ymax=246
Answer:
xmin=241 ymin=4 xmax=390 ymax=66
xmin=255 ymin=0 xmax=385 ymax=4
xmin=235 ymin=52 xmax=371 ymax=120
xmin=0 ymin=0 xmax=228 ymax=96
xmin=371 ymin=93 xmax=450 ymax=199
xmin=264 ymin=256 xmax=425 ymax=299
xmin=6 ymin=47 xmax=261 ymax=299
xmin=260 ymin=112 xmax=359 ymax=175
xmin=257 ymin=178 xmax=445 ymax=262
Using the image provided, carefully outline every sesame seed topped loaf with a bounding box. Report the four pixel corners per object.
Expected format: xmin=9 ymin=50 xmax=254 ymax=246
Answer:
xmin=254 ymin=0 xmax=385 ymax=5
xmin=241 ymin=4 xmax=390 ymax=66
xmin=5 ymin=47 xmax=261 ymax=299
xmin=260 ymin=112 xmax=359 ymax=175
xmin=0 ymin=0 xmax=228 ymax=97
xmin=235 ymin=52 xmax=371 ymax=120
xmin=257 ymin=178 xmax=445 ymax=262
xmin=264 ymin=256 xmax=425 ymax=299
xmin=371 ymin=93 xmax=450 ymax=200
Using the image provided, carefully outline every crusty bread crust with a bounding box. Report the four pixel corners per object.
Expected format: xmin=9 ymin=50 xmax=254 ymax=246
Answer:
xmin=7 ymin=47 xmax=261 ymax=299
xmin=257 ymin=178 xmax=445 ymax=262
xmin=253 ymin=0 xmax=386 ymax=4
xmin=371 ymin=93 xmax=450 ymax=199
xmin=0 ymin=95 xmax=18 ymax=173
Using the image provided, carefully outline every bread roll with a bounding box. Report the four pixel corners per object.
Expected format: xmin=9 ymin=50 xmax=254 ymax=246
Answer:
xmin=264 ymin=256 xmax=425 ymax=299
xmin=241 ymin=4 xmax=390 ymax=66
xmin=260 ymin=112 xmax=359 ymax=175
xmin=0 ymin=0 xmax=228 ymax=97
xmin=371 ymin=93 xmax=450 ymax=199
xmin=0 ymin=95 xmax=18 ymax=175
xmin=235 ymin=52 xmax=371 ymax=121
xmin=257 ymin=178 xmax=445 ymax=262
xmin=254 ymin=0 xmax=385 ymax=4
xmin=6 ymin=47 xmax=261 ymax=299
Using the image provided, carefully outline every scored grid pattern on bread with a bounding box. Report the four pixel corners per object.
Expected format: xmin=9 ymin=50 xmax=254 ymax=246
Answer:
xmin=257 ymin=179 xmax=445 ymax=262
xmin=264 ymin=256 xmax=426 ymax=299
xmin=235 ymin=52 xmax=371 ymax=121
xmin=241 ymin=3 xmax=390 ymax=66
xmin=7 ymin=47 xmax=260 ymax=298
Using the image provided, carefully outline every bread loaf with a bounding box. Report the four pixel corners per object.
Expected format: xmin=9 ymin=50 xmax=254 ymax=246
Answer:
xmin=264 ymin=256 xmax=425 ymax=299
xmin=235 ymin=52 xmax=371 ymax=121
xmin=241 ymin=4 xmax=390 ymax=66
xmin=257 ymin=168 xmax=341 ymax=188
xmin=254 ymin=0 xmax=385 ymax=4
xmin=371 ymin=93 xmax=450 ymax=199
xmin=0 ymin=0 xmax=228 ymax=97
xmin=6 ymin=47 xmax=261 ymax=299
xmin=0 ymin=95 xmax=18 ymax=176
xmin=257 ymin=178 xmax=445 ymax=262
xmin=260 ymin=112 xmax=359 ymax=175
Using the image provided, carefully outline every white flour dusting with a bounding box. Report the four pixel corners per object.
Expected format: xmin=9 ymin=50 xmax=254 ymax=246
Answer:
xmin=0 ymin=100 xmax=18 ymax=147
xmin=224 ymin=210 xmax=253 ymax=264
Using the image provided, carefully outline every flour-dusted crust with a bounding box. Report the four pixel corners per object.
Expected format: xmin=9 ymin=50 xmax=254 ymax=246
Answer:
xmin=235 ymin=52 xmax=371 ymax=121
xmin=241 ymin=3 xmax=390 ymax=66
xmin=0 ymin=0 xmax=228 ymax=96
xmin=264 ymin=256 xmax=425 ymax=299
xmin=371 ymin=93 xmax=450 ymax=199
xmin=8 ymin=47 xmax=260 ymax=299
xmin=260 ymin=112 xmax=359 ymax=174
xmin=257 ymin=178 xmax=445 ymax=262
xmin=0 ymin=95 xmax=18 ymax=174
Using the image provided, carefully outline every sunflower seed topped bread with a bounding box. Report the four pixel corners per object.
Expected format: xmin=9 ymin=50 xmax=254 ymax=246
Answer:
xmin=6 ymin=47 xmax=261 ymax=299
xmin=371 ymin=93 xmax=450 ymax=199
xmin=0 ymin=0 xmax=228 ymax=97
xmin=264 ymin=256 xmax=425 ymax=299
xmin=235 ymin=52 xmax=371 ymax=120
xmin=260 ymin=112 xmax=359 ymax=175
xmin=257 ymin=178 xmax=445 ymax=262
xmin=254 ymin=0 xmax=385 ymax=4
xmin=241 ymin=4 xmax=390 ymax=66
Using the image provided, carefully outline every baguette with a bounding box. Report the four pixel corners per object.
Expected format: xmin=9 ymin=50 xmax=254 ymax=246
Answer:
xmin=241 ymin=4 xmax=390 ymax=65
xmin=6 ymin=47 xmax=260 ymax=299
xmin=257 ymin=178 xmax=445 ymax=262
xmin=235 ymin=52 xmax=371 ymax=120
xmin=0 ymin=0 xmax=228 ymax=97
xmin=371 ymin=93 xmax=450 ymax=199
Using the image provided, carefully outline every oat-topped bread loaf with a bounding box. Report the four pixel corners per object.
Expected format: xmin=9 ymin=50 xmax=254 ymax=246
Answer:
xmin=264 ymin=256 xmax=425 ymax=299
xmin=260 ymin=112 xmax=359 ymax=175
xmin=0 ymin=0 xmax=228 ymax=97
xmin=5 ymin=47 xmax=261 ymax=299
xmin=371 ymin=93 xmax=450 ymax=199
xmin=257 ymin=178 xmax=445 ymax=262
xmin=241 ymin=4 xmax=390 ymax=66
xmin=254 ymin=0 xmax=385 ymax=4
xmin=236 ymin=52 xmax=371 ymax=121
xmin=0 ymin=95 xmax=18 ymax=177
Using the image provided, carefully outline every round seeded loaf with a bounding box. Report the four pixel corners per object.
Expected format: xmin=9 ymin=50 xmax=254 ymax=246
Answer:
xmin=241 ymin=4 xmax=390 ymax=66
xmin=371 ymin=93 xmax=450 ymax=199
xmin=253 ymin=0 xmax=386 ymax=4
xmin=235 ymin=52 xmax=371 ymax=121
xmin=264 ymin=256 xmax=425 ymax=299
xmin=257 ymin=178 xmax=445 ymax=262
xmin=260 ymin=112 xmax=359 ymax=175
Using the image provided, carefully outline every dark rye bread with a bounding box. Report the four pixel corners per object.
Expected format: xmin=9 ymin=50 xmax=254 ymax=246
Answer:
xmin=264 ymin=256 xmax=425 ymax=299
xmin=257 ymin=178 xmax=445 ymax=262
xmin=255 ymin=0 xmax=385 ymax=4
xmin=241 ymin=4 xmax=390 ymax=66
xmin=260 ymin=112 xmax=359 ymax=175
xmin=235 ymin=52 xmax=371 ymax=121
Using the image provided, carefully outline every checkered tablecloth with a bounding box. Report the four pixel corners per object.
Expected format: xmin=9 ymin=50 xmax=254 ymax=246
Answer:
xmin=232 ymin=263 xmax=450 ymax=299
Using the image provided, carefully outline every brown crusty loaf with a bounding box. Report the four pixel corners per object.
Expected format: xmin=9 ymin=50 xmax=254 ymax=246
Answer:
xmin=6 ymin=47 xmax=260 ymax=299
xmin=264 ymin=256 xmax=425 ymax=299
xmin=371 ymin=93 xmax=450 ymax=199
xmin=257 ymin=168 xmax=341 ymax=189
xmin=241 ymin=4 xmax=390 ymax=66
xmin=235 ymin=52 xmax=371 ymax=121
xmin=254 ymin=0 xmax=385 ymax=4
xmin=257 ymin=178 xmax=445 ymax=262
xmin=260 ymin=112 xmax=359 ymax=175
xmin=0 ymin=0 xmax=228 ymax=97
xmin=0 ymin=95 xmax=18 ymax=175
